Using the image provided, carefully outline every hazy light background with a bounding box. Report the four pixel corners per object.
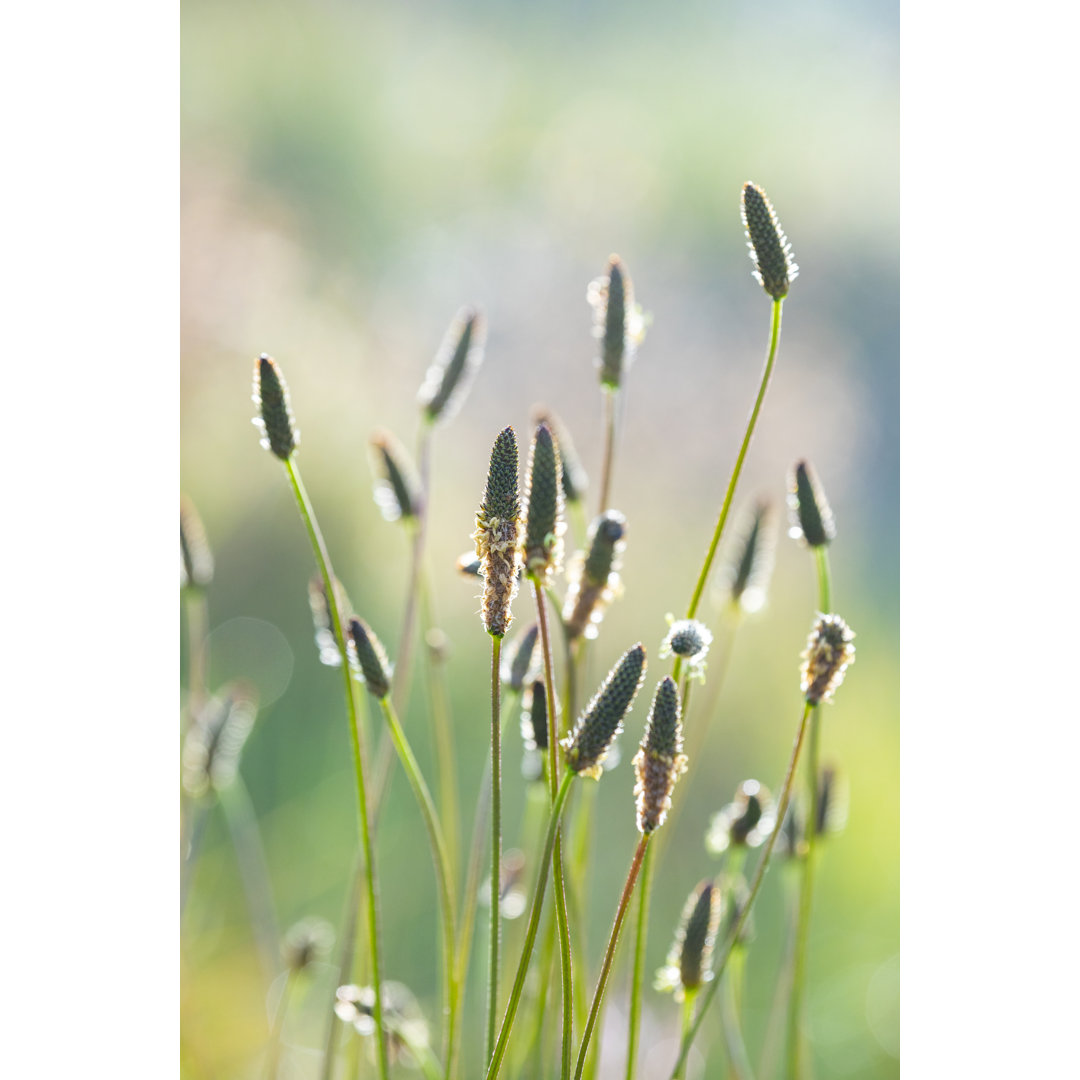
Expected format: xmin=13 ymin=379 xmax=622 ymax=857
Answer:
xmin=181 ymin=1 xmax=898 ymax=1076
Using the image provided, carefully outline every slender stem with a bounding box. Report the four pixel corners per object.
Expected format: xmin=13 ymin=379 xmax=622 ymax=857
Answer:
xmin=182 ymin=589 xmax=209 ymax=734
xmin=218 ymin=776 xmax=282 ymax=984
xmin=532 ymin=577 xmax=575 ymax=1079
xmin=597 ymin=386 xmax=618 ymax=514
xmin=486 ymin=773 xmax=576 ymax=1080
xmin=516 ymin=904 xmax=558 ymax=1078
xmin=320 ymin=852 xmax=364 ymax=1080
xmin=573 ymin=835 xmax=651 ymax=1080
xmin=685 ymin=299 xmax=784 ymax=622
xmin=265 ymin=969 xmax=297 ymax=1080
xmin=721 ymin=950 xmax=755 ymax=1080
xmin=487 ymin=636 xmax=504 ymax=1066
xmin=283 ymin=457 xmax=389 ymax=1080
xmin=624 ymin=839 xmax=653 ymax=1080
xmin=668 ymin=701 xmax=814 ymax=1079
xmin=379 ymin=695 xmax=458 ymax=1076
xmin=179 ymin=798 xmax=209 ymax=916
xmin=673 ymin=991 xmax=695 ymax=1080
xmin=786 ymin=545 xmax=833 ymax=1079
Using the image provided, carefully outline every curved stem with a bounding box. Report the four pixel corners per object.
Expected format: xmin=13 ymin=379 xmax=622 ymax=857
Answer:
xmin=532 ymin=577 xmax=575 ymax=1079
xmin=320 ymin=852 xmax=364 ymax=1080
xmin=487 ymin=635 xmax=504 ymax=1066
xmin=265 ymin=969 xmax=297 ymax=1080
xmin=486 ymin=773 xmax=576 ymax=1080
xmin=573 ymin=835 xmax=650 ymax=1080
xmin=721 ymin=950 xmax=755 ymax=1080
xmin=624 ymin=839 xmax=653 ymax=1080
xmin=668 ymin=701 xmax=813 ymax=1079
xmin=684 ymin=299 xmax=783 ymax=623
xmin=283 ymin=458 xmax=389 ymax=1080
xmin=597 ymin=386 xmax=619 ymax=514
xmin=673 ymin=991 xmax=695 ymax=1080
xmin=379 ymin=696 xmax=458 ymax=1076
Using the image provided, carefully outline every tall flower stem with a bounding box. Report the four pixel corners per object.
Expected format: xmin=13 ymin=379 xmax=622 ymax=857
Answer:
xmin=673 ymin=991 xmax=696 ymax=1080
xmin=668 ymin=701 xmax=813 ymax=1079
xmin=265 ymin=968 xmax=298 ymax=1080
xmin=786 ymin=546 xmax=832 ymax=1079
xmin=624 ymin=840 xmax=653 ymax=1080
xmin=182 ymin=590 xmax=208 ymax=734
xmin=283 ymin=458 xmax=389 ymax=1080
xmin=378 ymin=695 xmax=458 ymax=1075
xmin=487 ymin=635 xmax=504 ymax=1066
xmin=721 ymin=950 xmax=755 ymax=1080
xmin=486 ymin=773 xmax=576 ymax=1080
xmin=532 ymin=576 xmax=575 ymax=1079
xmin=319 ymin=852 xmax=364 ymax=1080
xmin=573 ymin=835 xmax=651 ymax=1080
xmin=597 ymin=387 xmax=618 ymax=513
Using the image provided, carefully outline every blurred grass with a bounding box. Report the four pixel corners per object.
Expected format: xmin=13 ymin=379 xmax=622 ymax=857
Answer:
xmin=181 ymin=0 xmax=897 ymax=1076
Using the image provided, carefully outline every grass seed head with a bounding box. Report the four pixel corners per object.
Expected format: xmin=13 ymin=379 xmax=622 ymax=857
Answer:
xmin=788 ymin=460 xmax=835 ymax=548
xmin=588 ymin=255 xmax=646 ymax=389
xmin=801 ymin=613 xmax=856 ymax=705
xmin=659 ymin=618 xmax=713 ymax=680
xmin=564 ymin=510 xmax=626 ymax=640
xmin=307 ymin=574 xmax=352 ymax=667
xmin=370 ymin=428 xmax=422 ymax=522
xmin=348 ymin=616 xmax=393 ymax=700
xmin=741 ymin=182 xmax=798 ymax=300
xmin=418 ymin=307 xmax=486 ymax=425
xmin=473 ymin=426 xmax=522 ymax=638
xmin=562 ymin=642 xmax=646 ymax=779
xmin=633 ymin=676 xmax=688 ymax=834
xmin=532 ymin=406 xmax=588 ymax=505
xmin=656 ymin=879 xmax=723 ymax=1000
xmin=706 ymin=779 xmax=776 ymax=854
xmin=724 ymin=499 xmax=776 ymax=614
xmin=182 ymin=682 xmax=259 ymax=798
xmin=180 ymin=494 xmax=214 ymax=590
xmin=523 ymin=422 xmax=565 ymax=584
xmin=252 ymin=353 xmax=299 ymax=460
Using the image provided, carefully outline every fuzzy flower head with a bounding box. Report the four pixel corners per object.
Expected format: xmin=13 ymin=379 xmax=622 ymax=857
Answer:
xmin=283 ymin=916 xmax=334 ymax=973
xmin=418 ymin=307 xmax=486 ymax=425
xmin=520 ymin=678 xmax=555 ymax=784
xmin=655 ymin=879 xmax=724 ymax=1001
xmin=659 ymin=617 xmax=713 ymax=680
xmin=182 ymin=683 xmax=258 ymax=799
xmin=741 ymin=182 xmax=798 ymax=300
xmin=472 ymin=426 xmax=522 ymax=638
xmin=307 ymin=574 xmax=352 ymax=668
xmin=788 ymin=460 xmax=835 ymax=549
xmin=335 ymin=981 xmax=431 ymax=1068
xmin=501 ymin=621 xmax=540 ymax=693
xmin=633 ymin=677 xmax=688 ymax=834
xmin=706 ymin=779 xmax=777 ymax=855
xmin=800 ymin=614 xmax=856 ymax=705
xmin=348 ymin=616 xmax=394 ymax=700
xmin=587 ymin=255 xmax=648 ymax=389
xmin=563 ymin=511 xmax=626 ymax=641
xmin=522 ymin=422 xmax=565 ymax=585
xmin=180 ymin=495 xmax=214 ymax=590
xmin=252 ymin=354 xmax=299 ymax=460
xmin=720 ymin=499 xmax=776 ymax=615
xmin=532 ymin=406 xmax=588 ymax=505
xmin=370 ymin=428 xmax=422 ymax=523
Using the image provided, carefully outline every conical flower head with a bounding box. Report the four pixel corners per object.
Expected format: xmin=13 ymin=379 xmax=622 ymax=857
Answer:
xmin=815 ymin=764 xmax=848 ymax=838
xmin=182 ymin=682 xmax=259 ymax=798
xmin=180 ymin=494 xmax=214 ymax=590
xmin=788 ymin=460 xmax=835 ymax=548
xmin=706 ymin=779 xmax=776 ymax=854
xmin=633 ymin=677 xmax=688 ymax=834
xmin=308 ymin=573 xmax=352 ymax=667
xmin=370 ymin=428 xmax=422 ymax=522
xmin=521 ymin=678 xmax=550 ymax=753
xmin=418 ymin=307 xmax=486 ymax=425
xmin=800 ymin=613 xmax=855 ymax=705
xmin=588 ymin=255 xmax=646 ymax=389
xmin=656 ymin=879 xmax=723 ymax=1000
xmin=348 ymin=616 xmax=393 ymax=700
xmin=252 ymin=353 xmax=299 ymax=460
xmin=533 ymin=406 xmax=588 ymax=505
xmin=564 ymin=510 xmax=626 ymax=641
xmin=725 ymin=499 xmax=776 ymax=614
xmin=472 ymin=426 xmax=521 ymax=638
xmin=741 ymin=183 xmax=798 ymax=300
xmin=562 ymin=643 xmax=646 ymax=778
xmin=522 ymin=422 xmax=565 ymax=584
xmin=502 ymin=621 xmax=540 ymax=693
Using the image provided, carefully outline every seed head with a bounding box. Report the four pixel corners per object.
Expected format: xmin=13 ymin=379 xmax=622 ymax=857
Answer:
xmin=800 ymin=614 xmax=856 ymax=705
xmin=779 ymin=804 xmax=806 ymax=860
xmin=741 ymin=182 xmax=798 ymax=300
xmin=472 ymin=427 xmax=522 ymax=638
xmin=182 ymin=682 xmax=258 ymax=798
xmin=521 ymin=678 xmax=550 ymax=754
xmin=335 ymin=981 xmax=431 ymax=1065
xmin=587 ymin=255 xmax=646 ymax=389
xmin=815 ymin=764 xmax=849 ymax=838
xmin=522 ymin=422 xmax=565 ymax=584
xmin=418 ymin=307 xmax=486 ymax=425
xmin=788 ymin=460 xmax=835 ymax=548
xmin=348 ymin=616 xmax=393 ymax=700
xmin=532 ymin=406 xmax=588 ymax=505
xmin=563 ymin=511 xmax=626 ymax=640
xmin=180 ymin=494 xmax=214 ymax=590
xmin=562 ymin=643 xmax=646 ymax=779
xmin=633 ymin=677 xmax=688 ymax=834
xmin=283 ymin=916 xmax=334 ymax=973
xmin=659 ymin=617 xmax=713 ymax=680
xmin=252 ymin=353 xmax=299 ymax=460
xmin=370 ymin=428 xmax=422 ymax=522
xmin=723 ymin=499 xmax=776 ymax=614
xmin=655 ymin=879 xmax=723 ymax=1000
xmin=308 ymin=574 xmax=352 ymax=667
xmin=502 ymin=621 xmax=540 ymax=693
xmin=706 ymin=779 xmax=776 ymax=855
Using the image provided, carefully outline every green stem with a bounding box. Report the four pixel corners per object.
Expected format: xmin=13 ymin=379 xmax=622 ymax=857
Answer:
xmin=532 ymin=576 xmax=575 ymax=1079
xmin=487 ymin=635 xmax=504 ymax=1066
xmin=283 ymin=457 xmax=389 ymax=1080
xmin=574 ymin=835 xmax=651 ymax=1080
xmin=320 ymin=852 xmax=364 ymax=1080
xmin=721 ymin=950 xmax=755 ymax=1080
xmin=673 ymin=991 xmax=696 ymax=1080
xmin=668 ymin=700 xmax=813 ymax=1080
xmin=597 ymin=386 xmax=618 ymax=514
xmin=684 ymin=298 xmax=784 ymax=624
xmin=624 ymin=840 xmax=653 ymax=1080
xmin=265 ymin=968 xmax=297 ymax=1080
xmin=378 ymin=696 xmax=458 ymax=1077
xmin=486 ymin=773 xmax=576 ymax=1080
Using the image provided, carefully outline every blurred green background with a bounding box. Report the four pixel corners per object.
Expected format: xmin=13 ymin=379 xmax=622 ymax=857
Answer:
xmin=181 ymin=0 xmax=898 ymax=1077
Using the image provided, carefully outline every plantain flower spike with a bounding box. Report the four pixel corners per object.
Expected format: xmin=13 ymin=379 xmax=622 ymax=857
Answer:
xmin=348 ymin=616 xmax=393 ymax=700
xmin=706 ymin=779 xmax=776 ymax=854
xmin=724 ymin=499 xmax=776 ymax=614
xmin=522 ymin=422 xmax=565 ymax=585
xmin=472 ymin=426 xmax=521 ymax=638
xmin=562 ymin=643 xmax=646 ymax=779
xmin=563 ymin=510 xmax=626 ymax=640
xmin=587 ymin=255 xmax=646 ymax=389
xmin=655 ymin=879 xmax=724 ymax=1000
xmin=815 ymin=764 xmax=849 ymax=838
xmin=252 ymin=353 xmax=299 ymax=460
xmin=182 ymin=682 xmax=259 ymax=798
xmin=532 ymin=406 xmax=588 ymax=505
xmin=788 ymin=460 xmax=835 ymax=548
xmin=741 ymin=182 xmax=798 ymax=300
xmin=633 ymin=677 xmax=688 ymax=834
xmin=418 ymin=307 xmax=486 ymax=425
xmin=801 ymin=614 xmax=856 ymax=705
xmin=502 ymin=622 xmax=540 ymax=693
xmin=283 ymin=917 xmax=334 ymax=973
xmin=370 ymin=428 xmax=422 ymax=523
xmin=308 ymin=573 xmax=352 ymax=667
xmin=180 ymin=494 xmax=214 ymax=590
xmin=659 ymin=617 xmax=713 ymax=680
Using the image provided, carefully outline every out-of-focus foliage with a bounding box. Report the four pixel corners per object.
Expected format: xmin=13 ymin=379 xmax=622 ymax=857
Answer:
xmin=181 ymin=0 xmax=897 ymax=1076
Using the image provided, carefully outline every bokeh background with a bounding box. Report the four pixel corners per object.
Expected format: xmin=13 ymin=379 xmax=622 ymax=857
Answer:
xmin=181 ymin=1 xmax=898 ymax=1077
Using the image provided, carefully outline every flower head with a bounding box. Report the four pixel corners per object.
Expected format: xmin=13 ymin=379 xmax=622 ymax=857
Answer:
xmin=655 ymin=879 xmax=723 ymax=1000
xmin=252 ymin=353 xmax=299 ymax=460
xmin=706 ymin=779 xmax=776 ymax=854
xmin=633 ymin=677 xmax=688 ymax=834
xmin=741 ymin=182 xmax=798 ymax=300
xmin=800 ymin=614 xmax=855 ymax=705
